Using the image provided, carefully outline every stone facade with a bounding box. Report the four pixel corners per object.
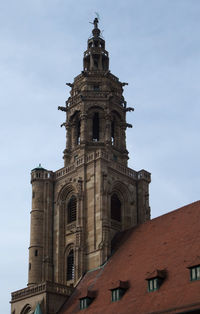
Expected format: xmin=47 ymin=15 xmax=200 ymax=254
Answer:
xmin=11 ymin=18 xmax=151 ymax=314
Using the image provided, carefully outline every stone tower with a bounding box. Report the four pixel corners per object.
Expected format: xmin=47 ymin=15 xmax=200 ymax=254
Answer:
xmin=11 ymin=18 xmax=151 ymax=314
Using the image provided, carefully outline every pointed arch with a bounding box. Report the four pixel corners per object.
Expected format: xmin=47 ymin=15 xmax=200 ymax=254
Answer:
xmin=109 ymin=180 xmax=132 ymax=227
xmin=56 ymin=183 xmax=78 ymax=203
xmin=87 ymin=106 xmax=105 ymax=142
xmin=20 ymin=304 xmax=32 ymax=314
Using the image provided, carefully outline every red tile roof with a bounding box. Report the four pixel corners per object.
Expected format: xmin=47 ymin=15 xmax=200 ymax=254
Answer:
xmin=59 ymin=201 xmax=200 ymax=314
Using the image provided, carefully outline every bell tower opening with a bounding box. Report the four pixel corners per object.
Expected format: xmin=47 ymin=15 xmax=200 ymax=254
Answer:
xmin=111 ymin=193 xmax=121 ymax=222
xmin=92 ymin=112 xmax=99 ymax=141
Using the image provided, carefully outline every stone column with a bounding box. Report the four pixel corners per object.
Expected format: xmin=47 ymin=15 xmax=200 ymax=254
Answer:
xmin=120 ymin=123 xmax=126 ymax=150
xmin=105 ymin=114 xmax=111 ymax=144
xmin=66 ymin=122 xmax=72 ymax=150
xmin=80 ymin=113 xmax=87 ymax=144
xmin=71 ymin=123 xmax=77 ymax=149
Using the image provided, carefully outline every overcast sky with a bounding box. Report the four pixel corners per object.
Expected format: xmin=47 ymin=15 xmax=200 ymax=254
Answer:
xmin=1 ymin=1 xmax=200 ymax=312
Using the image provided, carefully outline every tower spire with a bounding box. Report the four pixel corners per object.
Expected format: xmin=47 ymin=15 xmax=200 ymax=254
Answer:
xmin=83 ymin=17 xmax=109 ymax=71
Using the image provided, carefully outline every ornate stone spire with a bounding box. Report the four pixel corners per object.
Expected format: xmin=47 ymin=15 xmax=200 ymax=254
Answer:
xmin=83 ymin=17 xmax=109 ymax=71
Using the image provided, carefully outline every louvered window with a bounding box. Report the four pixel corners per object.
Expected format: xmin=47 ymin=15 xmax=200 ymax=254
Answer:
xmin=111 ymin=194 xmax=121 ymax=222
xmin=67 ymin=195 xmax=77 ymax=224
xmin=67 ymin=249 xmax=74 ymax=280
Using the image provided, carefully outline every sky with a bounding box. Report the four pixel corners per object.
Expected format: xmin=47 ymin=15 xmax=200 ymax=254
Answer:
xmin=1 ymin=0 xmax=200 ymax=312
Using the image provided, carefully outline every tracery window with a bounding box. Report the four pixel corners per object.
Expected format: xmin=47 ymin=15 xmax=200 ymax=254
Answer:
xmin=67 ymin=195 xmax=77 ymax=224
xmin=111 ymin=193 xmax=121 ymax=222
xmin=67 ymin=249 xmax=74 ymax=280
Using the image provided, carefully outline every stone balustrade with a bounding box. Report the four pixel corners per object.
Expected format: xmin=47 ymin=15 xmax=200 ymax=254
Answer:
xmin=54 ymin=149 xmax=150 ymax=182
xmin=11 ymin=281 xmax=74 ymax=302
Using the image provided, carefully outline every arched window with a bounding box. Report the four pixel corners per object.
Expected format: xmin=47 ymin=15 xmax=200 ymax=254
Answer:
xmin=92 ymin=112 xmax=99 ymax=141
xmin=67 ymin=249 xmax=74 ymax=280
xmin=111 ymin=193 xmax=121 ymax=222
xmin=67 ymin=195 xmax=77 ymax=224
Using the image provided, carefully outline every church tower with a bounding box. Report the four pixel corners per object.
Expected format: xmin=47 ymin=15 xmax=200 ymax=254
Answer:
xmin=11 ymin=18 xmax=151 ymax=314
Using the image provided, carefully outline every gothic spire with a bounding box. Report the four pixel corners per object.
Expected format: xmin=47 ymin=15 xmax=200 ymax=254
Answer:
xmin=83 ymin=17 xmax=109 ymax=71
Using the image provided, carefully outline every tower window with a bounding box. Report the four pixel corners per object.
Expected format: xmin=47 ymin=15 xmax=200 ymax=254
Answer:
xmin=92 ymin=112 xmax=99 ymax=141
xmin=67 ymin=195 xmax=77 ymax=224
xmin=35 ymin=250 xmax=38 ymax=257
xmin=93 ymin=55 xmax=99 ymax=69
xmin=111 ymin=193 xmax=121 ymax=222
xmin=67 ymin=249 xmax=74 ymax=281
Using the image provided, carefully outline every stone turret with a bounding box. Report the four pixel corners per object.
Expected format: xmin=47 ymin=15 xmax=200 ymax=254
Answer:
xmin=28 ymin=164 xmax=54 ymax=285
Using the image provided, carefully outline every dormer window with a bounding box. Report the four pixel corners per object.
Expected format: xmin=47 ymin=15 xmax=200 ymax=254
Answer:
xmin=109 ymin=280 xmax=129 ymax=302
xmin=146 ymin=269 xmax=166 ymax=292
xmin=111 ymin=288 xmax=125 ymax=302
xmin=79 ymin=291 xmax=95 ymax=310
xmin=80 ymin=297 xmax=92 ymax=310
xmin=190 ymin=265 xmax=200 ymax=281
xmin=148 ymin=278 xmax=161 ymax=292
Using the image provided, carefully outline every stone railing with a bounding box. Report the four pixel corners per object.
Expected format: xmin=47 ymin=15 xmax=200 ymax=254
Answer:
xmin=54 ymin=149 xmax=151 ymax=182
xmin=11 ymin=281 xmax=74 ymax=302
xmin=31 ymin=170 xmax=54 ymax=182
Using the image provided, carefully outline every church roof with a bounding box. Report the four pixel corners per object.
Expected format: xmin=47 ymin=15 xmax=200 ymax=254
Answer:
xmin=59 ymin=200 xmax=200 ymax=314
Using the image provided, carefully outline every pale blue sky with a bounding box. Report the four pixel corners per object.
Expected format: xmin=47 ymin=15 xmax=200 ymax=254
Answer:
xmin=1 ymin=1 xmax=200 ymax=312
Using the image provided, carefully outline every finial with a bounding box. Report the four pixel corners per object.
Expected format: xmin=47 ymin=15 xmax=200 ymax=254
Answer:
xmin=89 ymin=14 xmax=101 ymax=37
xmin=93 ymin=17 xmax=98 ymax=29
